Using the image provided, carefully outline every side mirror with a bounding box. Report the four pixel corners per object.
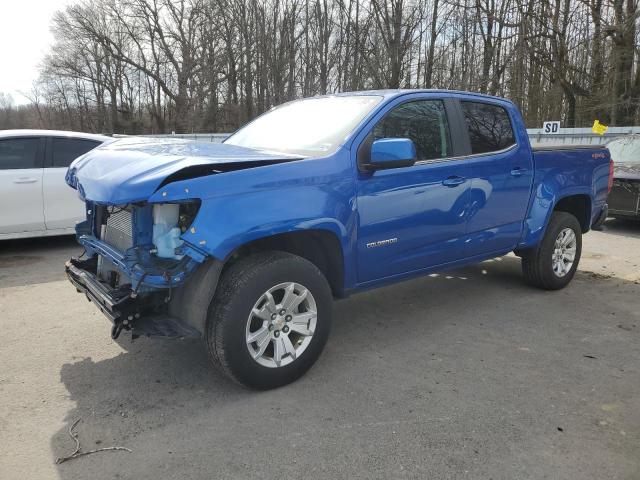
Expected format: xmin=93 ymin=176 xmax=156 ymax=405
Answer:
xmin=367 ymin=138 xmax=417 ymax=170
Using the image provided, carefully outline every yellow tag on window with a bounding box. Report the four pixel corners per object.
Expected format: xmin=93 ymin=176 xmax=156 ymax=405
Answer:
xmin=592 ymin=120 xmax=608 ymax=135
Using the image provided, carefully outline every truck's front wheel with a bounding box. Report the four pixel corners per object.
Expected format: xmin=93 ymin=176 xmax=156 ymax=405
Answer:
xmin=206 ymin=251 xmax=333 ymax=389
xmin=521 ymin=211 xmax=582 ymax=290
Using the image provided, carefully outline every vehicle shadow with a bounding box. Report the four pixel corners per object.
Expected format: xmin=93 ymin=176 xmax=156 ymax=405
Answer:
xmin=50 ymin=253 xmax=640 ymax=479
xmin=0 ymin=235 xmax=81 ymax=288
xmin=50 ymin=254 xmax=539 ymax=478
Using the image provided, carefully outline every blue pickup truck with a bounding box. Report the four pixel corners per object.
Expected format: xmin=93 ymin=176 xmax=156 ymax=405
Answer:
xmin=65 ymin=90 xmax=612 ymax=389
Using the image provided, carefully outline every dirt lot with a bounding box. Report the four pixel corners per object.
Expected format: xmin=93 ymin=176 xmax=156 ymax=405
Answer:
xmin=1 ymin=220 xmax=639 ymax=480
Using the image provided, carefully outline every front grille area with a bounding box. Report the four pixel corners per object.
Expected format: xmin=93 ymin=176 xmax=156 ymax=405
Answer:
xmin=103 ymin=207 xmax=134 ymax=251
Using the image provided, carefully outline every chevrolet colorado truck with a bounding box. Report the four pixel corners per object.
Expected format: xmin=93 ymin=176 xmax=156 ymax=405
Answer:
xmin=65 ymin=90 xmax=612 ymax=389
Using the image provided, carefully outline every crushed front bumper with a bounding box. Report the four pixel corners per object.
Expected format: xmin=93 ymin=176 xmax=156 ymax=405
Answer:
xmin=66 ymin=258 xmax=200 ymax=339
xmin=76 ymin=232 xmax=204 ymax=290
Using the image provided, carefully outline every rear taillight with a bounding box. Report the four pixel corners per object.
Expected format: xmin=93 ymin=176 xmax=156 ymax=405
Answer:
xmin=608 ymin=157 xmax=614 ymax=193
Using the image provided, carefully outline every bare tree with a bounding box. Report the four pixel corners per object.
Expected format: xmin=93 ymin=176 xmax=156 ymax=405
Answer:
xmin=2 ymin=0 xmax=637 ymax=133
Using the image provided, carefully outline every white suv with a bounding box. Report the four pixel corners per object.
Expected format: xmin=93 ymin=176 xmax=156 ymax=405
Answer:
xmin=0 ymin=130 xmax=110 ymax=240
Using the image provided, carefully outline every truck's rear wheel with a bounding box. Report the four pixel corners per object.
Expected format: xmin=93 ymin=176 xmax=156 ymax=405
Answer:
xmin=206 ymin=251 xmax=332 ymax=389
xmin=521 ymin=211 xmax=582 ymax=290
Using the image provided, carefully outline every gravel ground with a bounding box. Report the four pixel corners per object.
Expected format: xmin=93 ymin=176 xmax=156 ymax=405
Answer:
xmin=0 ymin=219 xmax=639 ymax=480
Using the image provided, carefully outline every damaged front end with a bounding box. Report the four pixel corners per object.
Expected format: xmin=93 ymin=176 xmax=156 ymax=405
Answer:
xmin=66 ymin=200 xmax=208 ymax=340
xmin=64 ymin=137 xmax=305 ymax=339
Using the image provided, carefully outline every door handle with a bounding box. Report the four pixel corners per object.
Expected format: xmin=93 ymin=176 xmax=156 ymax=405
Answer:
xmin=13 ymin=177 xmax=38 ymax=184
xmin=510 ymin=167 xmax=528 ymax=177
xmin=442 ymin=176 xmax=466 ymax=187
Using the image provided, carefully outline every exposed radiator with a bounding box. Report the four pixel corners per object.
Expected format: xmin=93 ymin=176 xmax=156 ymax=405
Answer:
xmin=103 ymin=207 xmax=133 ymax=251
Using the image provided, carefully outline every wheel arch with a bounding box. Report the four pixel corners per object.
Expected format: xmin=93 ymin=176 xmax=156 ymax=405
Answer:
xmin=170 ymin=224 xmax=347 ymax=335
xmin=553 ymin=194 xmax=592 ymax=233
xmin=223 ymin=229 xmax=346 ymax=299
xmin=518 ymin=184 xmax=593 ymax=250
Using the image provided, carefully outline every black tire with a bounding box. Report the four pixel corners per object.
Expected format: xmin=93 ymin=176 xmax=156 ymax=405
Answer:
xmin=206 ymin=251 xmax=333 ymax=389
xmin=521 ymin=211 xmax=582 ymax=290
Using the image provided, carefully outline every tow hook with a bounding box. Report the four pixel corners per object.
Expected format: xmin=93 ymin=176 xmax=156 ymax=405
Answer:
xmin=111 ymin=316 xmax=134 ymax=340
xmin=111 ymin=322 xmax=124 ymax=339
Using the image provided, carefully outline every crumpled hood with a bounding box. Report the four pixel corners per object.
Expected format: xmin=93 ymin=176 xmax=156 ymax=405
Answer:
xmin=66 ymin=137 xmax=302 ymax=204
xmin=614 ymin=162 xmax=640 ymax=180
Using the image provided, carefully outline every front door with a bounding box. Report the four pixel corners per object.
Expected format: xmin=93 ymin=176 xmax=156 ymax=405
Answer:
xmin=356 ymin=98 xmax=471 ymax=284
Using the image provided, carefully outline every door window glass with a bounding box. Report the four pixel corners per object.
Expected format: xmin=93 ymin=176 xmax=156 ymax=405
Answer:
xmin=372 ymin=100 xmax=450 ymax=161
xmin=461 ymin=101 xmax=516 ymax=154
xmin=51 ymin=138 xmax=101 ymax=167
xmin=0 ymin=138 xmax=40 ymax=169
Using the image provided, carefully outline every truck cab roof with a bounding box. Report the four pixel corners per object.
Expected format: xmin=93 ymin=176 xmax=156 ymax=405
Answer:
xmin=326 ymin=89 xmax=515 ymax=104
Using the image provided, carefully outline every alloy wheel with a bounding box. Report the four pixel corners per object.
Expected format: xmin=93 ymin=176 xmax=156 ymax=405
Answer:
xmin=245 ymin=282 xmax=317 ymax=368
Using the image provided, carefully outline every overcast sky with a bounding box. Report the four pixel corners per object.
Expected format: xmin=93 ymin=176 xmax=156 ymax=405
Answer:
xmin=0 ymin=0 xmax=73 ymax=105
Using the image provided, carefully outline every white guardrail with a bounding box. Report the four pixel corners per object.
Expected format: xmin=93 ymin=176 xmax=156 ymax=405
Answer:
xmin=117 ymin=127 xmax=640 ymax=145
xmin=527 ymin=127 xmax=640 ymax=145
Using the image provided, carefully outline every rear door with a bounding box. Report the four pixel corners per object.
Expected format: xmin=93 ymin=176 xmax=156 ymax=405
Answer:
xmin=43 ymin=137 xmax=101 ymax=230
xmin=0 ymin=137 xmax=45 ymax=234
xmin=459 ymin=100 xmax=534 ymax=256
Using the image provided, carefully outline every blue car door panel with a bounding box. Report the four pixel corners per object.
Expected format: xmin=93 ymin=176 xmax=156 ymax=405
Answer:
xmin=356 ymin=96 xmax=471 ymax=283
xmin=357 ymin=160 xmax=470 ymax=282
xmin=457 ymin=100 xmax=534 ymax=256
xmin=464 ymin=145 xmax=534 ymax=255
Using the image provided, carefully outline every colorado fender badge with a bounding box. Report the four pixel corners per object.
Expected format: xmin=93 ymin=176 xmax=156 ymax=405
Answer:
xmin=366 ymin=238 xmax=398 ymax=249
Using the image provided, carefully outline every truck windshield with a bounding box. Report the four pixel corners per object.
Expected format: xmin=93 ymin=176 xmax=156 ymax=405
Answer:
xmin=225 ymin=95 xmax=383 ymax=156
xmin=607 ymin=136 xmax=640 ymax=164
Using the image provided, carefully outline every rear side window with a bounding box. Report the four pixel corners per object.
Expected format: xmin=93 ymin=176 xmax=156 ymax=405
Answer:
xmin=51 ymin=138 xmax=101 ymax=167
xmin=0 ymin=138 xmax=41 ymax=169
xmin=372 ymin=100 xmax=450 ymax=161
xmin=461 ymin=101 xmax=516 ymax=154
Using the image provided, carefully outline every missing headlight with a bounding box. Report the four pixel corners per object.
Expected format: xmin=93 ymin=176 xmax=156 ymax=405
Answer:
xmin=152 ymin=201 xmax=201 ymax=259
xmin=178 ymin=201 xmax=200 ymax=233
